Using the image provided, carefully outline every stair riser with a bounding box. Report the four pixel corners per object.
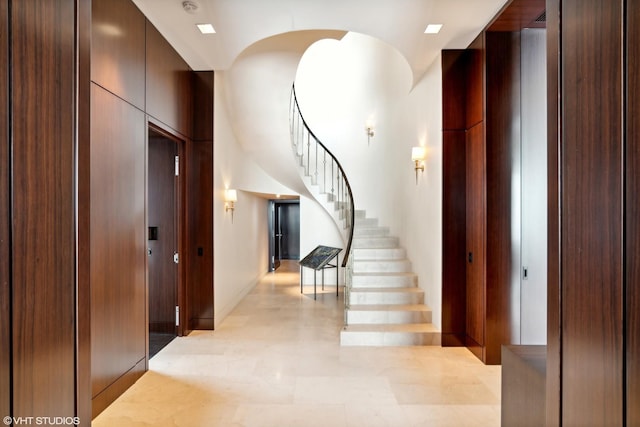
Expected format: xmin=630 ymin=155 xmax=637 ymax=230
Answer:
xmin=355 ymin=218 xmax=378 ymax=227
xmin=346 ymin=311 xmax=432 ymax=325
xmin=351 ymin=275 xmax=417 ymax=288
xmin=353 ymin=260 xmax=411 ymax=273
xmin=340 ymin=331 xmax=441 ymax=346
xmin=353 ymin=237 xmax=399 ymax=249
xmin=354 ymin=227 xmax=389 ymax=237
xmin=349 ymin=291 xmax=424 ymax=305
xmin=353 ymin=248 xmax=406 ymax=260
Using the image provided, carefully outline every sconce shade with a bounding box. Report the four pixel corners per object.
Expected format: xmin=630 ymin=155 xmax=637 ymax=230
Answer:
xmin=225 ymin=189 xmax=237 ymax=202
xmin=411 ymin=146 xmax=427 ymax=161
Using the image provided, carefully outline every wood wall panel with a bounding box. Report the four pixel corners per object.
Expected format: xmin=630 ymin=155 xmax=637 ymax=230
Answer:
xmin=92 ymin=0 xmax=146 ymax=109
xmin=11 ymin=0 xmax=76 ymax=417
xmin=441 ymin=51 xmax=467 ymax=346
xmin=485 ymin=31 xmax=521 ymax=364
xmin=90 ymin=83 xmax=146 ymax=407
xmin=0 ymin=0 xmax=10 ymax=417
xmin=193 ymin=71 xmax=214 ymax=141
xmin=466 ymin=35 xmax=484 ymax=129
xmin=188 ymin=71 xmax=214 ymax=330
xmin=187 ymin=140 xmax=214 ymax=330
xmin=146 ymin=22 xmax=193 ymax=137
xmin=442 ymin=51 xmax=467 ymax=131
xmin=441 ymin=130 xmax=466 ymax=346
xmin=77 ymin=0 xmax=92 ymax=422
xmin=545 ymin=0 xmax=561 ymax=424
xmin=465 ymin=122 xmax=486 ymax=358
xmin=561 ymin=0 xmax=624 ymax=424
xmin=627 ymin=0 xmax=640 ymax=423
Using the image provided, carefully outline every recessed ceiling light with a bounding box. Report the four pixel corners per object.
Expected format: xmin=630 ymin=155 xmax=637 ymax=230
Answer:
xmin=424 ymin=24 xmax=443 ymax=34
xmin=197 ymin=23 xmax=216 ymax=34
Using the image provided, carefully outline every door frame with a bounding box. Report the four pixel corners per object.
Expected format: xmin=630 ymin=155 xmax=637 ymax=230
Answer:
xmin=147 ymin=120 xmax=187 ymax=339
xmin=268 ymin=198 xmax=300 ymax=271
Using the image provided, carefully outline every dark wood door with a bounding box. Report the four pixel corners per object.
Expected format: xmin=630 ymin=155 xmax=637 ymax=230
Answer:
xmin=148 ymin=132 xmax=178 ymax=335
xmin=466 ymin=123 xmax=486 ymax=359
xmin=276 ymin=203 xmax=300 ymax=260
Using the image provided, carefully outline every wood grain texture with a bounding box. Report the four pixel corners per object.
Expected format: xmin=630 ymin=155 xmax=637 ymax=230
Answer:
xmin=77 ymin=0 xmax=93 ymax=423
xmin=561 ymin=0 xmax=624 ymax=425
xmin=0 ymin=0 xmax=10 ymax=417
xmin=90 ymin=84 xmax=146 ymax=403
xmin=91 ymin=0 xmax=146 ymax=109
xmin=187 ymin=140 xmax=214 ymax=330
xmin=501 ymin=345 xmax=546 ymax=426
xmin=442 ymin=50 xmax=468 ymax=131
xmin=441 ymin=51 xmax=468 ymax=346
xmin=441 ymin=130 xmax=466 ymax=346
xmin=487 ymin=0 xmax=546 ymax=31
xmin=484 ymin=31 xmax=521 ymax=365
xmin=466 ymin=122 xmax=486 ymax=352
xmin=466 ymin=35 xmax=484 ymax=129
xmin=146 ymin=22 xmax=193 ymax=138
xmin=627 ymin=0 xmax=640 ymax=423
xmin=545 ymin=0 xmax=561 ymax=424
xmin=192 ymin=72 xmax=214 ymax=142
xmin=11 ymin=0 xmax=76 ymax=417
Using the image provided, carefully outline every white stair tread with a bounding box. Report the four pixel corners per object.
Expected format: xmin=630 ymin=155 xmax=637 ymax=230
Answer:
xmin=349 ymin=304 xmax=431 ymax=312
xmin=343 ymin=323 xmax=438 ymax=333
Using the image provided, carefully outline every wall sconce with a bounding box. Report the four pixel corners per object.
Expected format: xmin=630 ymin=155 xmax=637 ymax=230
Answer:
xmin=411 ymin=146 xmax=427 ymax=184
xmin=225 ymin=189 xmax=237 ymax=222
xmin=365 ymin=122 xmax=374 ymax=145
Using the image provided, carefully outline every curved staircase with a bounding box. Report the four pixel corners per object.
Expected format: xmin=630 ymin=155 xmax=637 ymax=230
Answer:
xmin=290 ymin=84 xmax=440 ymax=346
xmin=341 ymin=211 xmax=440 ymax=346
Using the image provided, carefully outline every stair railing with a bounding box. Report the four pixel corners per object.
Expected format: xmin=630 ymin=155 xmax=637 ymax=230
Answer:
xmin=289 ymin=84 xmax=355 ymax=270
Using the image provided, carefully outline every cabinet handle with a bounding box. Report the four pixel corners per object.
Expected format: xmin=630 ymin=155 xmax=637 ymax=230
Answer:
xmin=468 ymin=252 xmax=473 ymax=263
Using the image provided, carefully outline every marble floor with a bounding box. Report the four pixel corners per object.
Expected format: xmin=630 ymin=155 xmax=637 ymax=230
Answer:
xmin=93 ymin=261 xmax=501 ymax=427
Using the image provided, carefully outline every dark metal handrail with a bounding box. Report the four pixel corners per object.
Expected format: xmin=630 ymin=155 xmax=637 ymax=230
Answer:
xmin=290 ymin=84 xmax=355 ymax=267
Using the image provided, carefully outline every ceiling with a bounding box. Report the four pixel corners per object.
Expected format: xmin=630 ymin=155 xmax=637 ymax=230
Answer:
xmin=132 ymin=0 xmax=509 ymax=81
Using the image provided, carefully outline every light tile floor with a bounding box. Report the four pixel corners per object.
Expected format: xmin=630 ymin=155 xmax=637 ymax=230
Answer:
xmin=93 ymin=261 xmax=501 ymax=427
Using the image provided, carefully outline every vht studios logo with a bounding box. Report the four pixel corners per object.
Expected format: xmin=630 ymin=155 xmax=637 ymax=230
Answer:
xmin=3 ymin=416 xmax=80 ymax=426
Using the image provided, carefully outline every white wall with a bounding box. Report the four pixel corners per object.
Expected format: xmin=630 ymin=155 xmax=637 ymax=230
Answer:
xmin=294 ymin=33 xmax=444 ymax=329
xmin=213 ymin=72 xmax=285 ymax=327
xmin=299 ymin=195 xmax=345 ymax=287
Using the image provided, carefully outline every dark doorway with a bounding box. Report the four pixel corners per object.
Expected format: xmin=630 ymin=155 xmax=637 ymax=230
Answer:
xmin=269 ymin=200 xmax=300 ymax=271
xmin=148 ymin=128 xmax=179 ymax=357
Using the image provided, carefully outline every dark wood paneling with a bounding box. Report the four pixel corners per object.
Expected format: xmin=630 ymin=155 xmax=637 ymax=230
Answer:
xmin=90 ymin=84 xmax=146 ymax=408
xmin=148 ymin=134 xmax=178 ymax=334
xmin=466 ymin=35 xmax=484 ymax=128
xmin=91 ymin=357 xmax=145 ymax=419
xmin=485 ymin=31 xmax=521 ymax=365
xmin=146 ymin=22 xmax=193 ymax=138
xmin=91 ymin=0 xmax=146 ymax=109
xmin=77 ymin=0 xmax=93 ymax=423
xmin=627 ymin=0 xmax=640 ymax=423
xmin=192 ymin=71 xmax=214 ymax=141
xmin=487 ymin=0 xmax=546 ymax=32
xmin=545 ymin=0 xmax=560 ymax=424
xmin=11 ymin=0 xmax=76 ymax=417
xmin=466 ymin=122 xmax=486 ymax=352
xmin=561 ymin=0 xmax=623 ymax=425
xmin=442 ymin=50 xmax=468 ymax=131
xmin=501 ymin=345 xmax=546 ymax=426
xmin=0 ymin=0 xmax=10 ymax=417
xmin=187 ymin=140 xmax=214 ymax=330
xmin=441 ymin=130 xmax=466 ymax=346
